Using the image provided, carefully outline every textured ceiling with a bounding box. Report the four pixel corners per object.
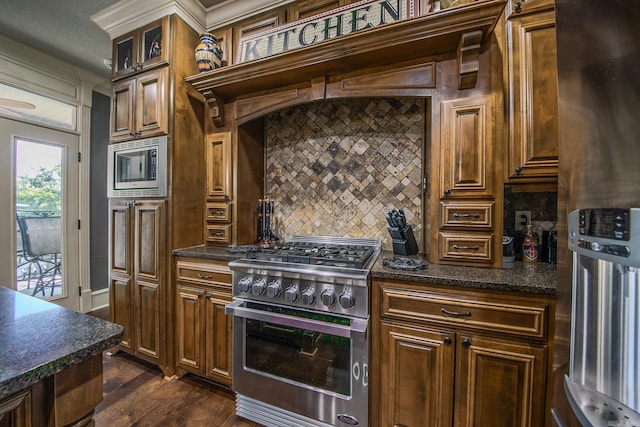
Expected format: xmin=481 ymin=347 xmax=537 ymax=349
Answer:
xmin=0 ymin=0 xmax=229 ymax=79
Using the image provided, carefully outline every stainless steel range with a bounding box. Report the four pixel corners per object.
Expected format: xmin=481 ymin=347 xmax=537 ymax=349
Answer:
xmin=225 ymin=236 xmax=381 ymax=427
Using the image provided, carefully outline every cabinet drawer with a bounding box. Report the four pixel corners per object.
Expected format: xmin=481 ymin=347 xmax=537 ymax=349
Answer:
xmin=440 ymin=201 xmax=493 ymax=229
xmin=439 ymin=232 xmax=493 ymax=262
xmin=176 ymin=261 xmax=231 ymax=286
xmin=206 ymin=202 xmax=231 ymax=222
xmin=206 ymin=224 xmax=231 ymax=244
xmin=380 ymin=286 xmax=548 ymax=339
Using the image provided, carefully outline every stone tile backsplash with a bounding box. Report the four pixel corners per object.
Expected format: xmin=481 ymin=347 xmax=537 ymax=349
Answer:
xmin=265 ymin=98 xmax=425 ymax=250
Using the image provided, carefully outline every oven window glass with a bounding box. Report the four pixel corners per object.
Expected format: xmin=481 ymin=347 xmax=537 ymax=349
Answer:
xmin=244 ymin=303 xmax=351 ymax=396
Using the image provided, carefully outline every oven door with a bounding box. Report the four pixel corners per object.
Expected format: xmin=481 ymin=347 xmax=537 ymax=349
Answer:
xmin=226 ymin=299 xmax=369 ymax=427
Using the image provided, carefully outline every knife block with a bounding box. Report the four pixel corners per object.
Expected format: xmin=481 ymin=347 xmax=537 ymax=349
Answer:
xmin=389 ymin=225 xmax=418 ymax=256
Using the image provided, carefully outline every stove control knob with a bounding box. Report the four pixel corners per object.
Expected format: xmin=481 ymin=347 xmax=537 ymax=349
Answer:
xmin=238 ymin=277 xmax=253 ymax=293
xmin=339 ymin=291 xmax=355 ymax=309
xmin=321 ymin=289 xmax=337 ymax=307
xmin=267 ymin=280 xmax=282 ymax=298
xmin=251 ymin=278 xmax=266 ymax=296
xmin=301 ymin=288 xmax=316 ymax=306
xmin=285 ymin=286 xmax=299 ymax=303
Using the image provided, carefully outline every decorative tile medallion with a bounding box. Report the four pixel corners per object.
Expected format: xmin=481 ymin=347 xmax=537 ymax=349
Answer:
xmin=265 ymin=97 xmax=425 ymax=250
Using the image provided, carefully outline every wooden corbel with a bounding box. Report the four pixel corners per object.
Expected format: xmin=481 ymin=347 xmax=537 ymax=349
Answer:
xmin=203 ymin=89 xmax=225 ymax=128
xmin=457 ymin=30 xmax=483 ymax=90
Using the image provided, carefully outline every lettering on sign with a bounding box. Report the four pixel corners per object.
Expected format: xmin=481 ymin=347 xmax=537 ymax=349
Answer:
xmin=237 ymin=0 xmax=419 ymax=63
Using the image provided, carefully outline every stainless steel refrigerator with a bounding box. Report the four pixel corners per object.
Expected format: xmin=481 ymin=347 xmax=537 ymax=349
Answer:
xmin=553 ymin=1 xmax=640 ymax=425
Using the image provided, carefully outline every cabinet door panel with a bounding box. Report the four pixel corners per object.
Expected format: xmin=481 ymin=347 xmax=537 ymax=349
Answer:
xmin=0 ymin=390 xmax=32 ymax=427
xmin=508 ymin=10 xmax=558 ymax=179
xmin=380 ymin=321 xmax=454 ymax=427
xmin=205 ymin=291 xmax=233 ymax=385
xmin=136 ymin=68 xmax=167 ymax=137
xmin=440 ymin=97 xmax=493 ymax=197
xmin=135 ymin=280 xmax=161 ymax=359
xmin=110 ymin=277 xmax=132 ymax=350
xmin=176 ymin=285 xmax=203 ymax=371
xmin=135 ymin=201 xmax=163 ymax=280
xmin=454 ymin=335 xmax=547 ymax=427
xmin=206 ymin=132 xmax=232 ymax=201
xmin=110 ymin=80 xmax=135 ymax=142
xmin=109 ymin=202 xmax=131 ymax=274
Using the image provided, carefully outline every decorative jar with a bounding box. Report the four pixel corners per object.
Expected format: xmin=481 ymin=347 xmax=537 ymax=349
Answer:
xmin=194 ymin=33 xmax=223 ymax=72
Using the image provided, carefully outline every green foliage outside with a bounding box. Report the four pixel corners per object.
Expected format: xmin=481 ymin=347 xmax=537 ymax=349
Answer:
xmin=16 ymin=164 xmax=61 ymax=216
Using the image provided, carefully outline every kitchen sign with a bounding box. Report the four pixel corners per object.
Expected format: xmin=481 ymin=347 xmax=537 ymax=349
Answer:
xmin=236 ymin=0 xmax=419 ymax=63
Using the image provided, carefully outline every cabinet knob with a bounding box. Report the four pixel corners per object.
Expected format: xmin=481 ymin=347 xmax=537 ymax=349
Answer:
xmin=462 ymin=338 xmax=472 ymax=348
xmin=515 ymin=166 xmax=524 ymax=175
xmin=514 ymin=1 xmax=522 ymax=13
xmin=444 ymin=336 xmax=452 ymax=345
xmin=444 ymin=189 xmax=451 ymax=197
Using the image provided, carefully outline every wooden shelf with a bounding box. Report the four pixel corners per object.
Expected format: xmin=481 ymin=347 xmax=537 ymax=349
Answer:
xmin=186 ymin=0 xmax=507 ymax=100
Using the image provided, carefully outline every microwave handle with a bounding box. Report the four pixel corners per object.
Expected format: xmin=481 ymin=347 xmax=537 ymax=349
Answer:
xmin=225 ymin=299 xmax=367 ymax=339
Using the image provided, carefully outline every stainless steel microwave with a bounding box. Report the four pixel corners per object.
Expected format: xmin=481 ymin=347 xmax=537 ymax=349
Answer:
xmin=107 ymin=136 xmax=167 ymax=198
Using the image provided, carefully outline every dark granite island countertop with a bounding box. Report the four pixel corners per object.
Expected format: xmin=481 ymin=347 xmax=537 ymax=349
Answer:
xmin=0 ymin=286 xmax=123 ymax=401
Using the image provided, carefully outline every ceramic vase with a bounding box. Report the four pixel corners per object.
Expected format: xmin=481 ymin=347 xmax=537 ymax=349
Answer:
xmin=194 ymin=33 xmax=223 ymax=72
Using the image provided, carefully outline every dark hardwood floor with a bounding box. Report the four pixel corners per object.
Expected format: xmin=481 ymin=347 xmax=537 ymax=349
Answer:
xmin=89 ymin=308 xmax=261 ymax=427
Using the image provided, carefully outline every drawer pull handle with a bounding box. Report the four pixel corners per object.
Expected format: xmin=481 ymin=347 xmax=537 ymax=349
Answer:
xmin=453 ymin=213 xmax=481 ymax=219
xmin=441 ymin=308 xmax=472 ymax=317
xmin=197 ymin=273 xmax=213 ymax=279
xmin=210 ymin=210 xmax=225 ymax=215
xmin=453 ymin=245 xmax=480 ymax=250
xmin=212 ymin=231 xmax=225 ymax=237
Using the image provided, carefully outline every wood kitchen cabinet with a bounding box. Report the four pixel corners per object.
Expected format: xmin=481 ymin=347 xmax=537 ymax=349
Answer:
xmin=201 ymin=121 xmax=264 ymax=247
xmin=0 ymin=390 xmax=31 ymax=427
xmin=108 ymin=13 xmax=204 ymax=376
xmin=506 ymin=0 xmax=558 ymax=182
xmin=109 ymin=199 xmax=166 ymax=368
xmin=372 ymin=279 xmax=551 ymax=427
xmin=438 ymin=96 xmax=497 ymax=266
xmin=110 ymin=67 xmax=168 ymax=141
xmin=205 ymin=132 xmax=233 ymax=245
xmin=174 ymin=258 xmax=233 ymax=386
xmin=112 ymin=17 xmax=168 ymax=80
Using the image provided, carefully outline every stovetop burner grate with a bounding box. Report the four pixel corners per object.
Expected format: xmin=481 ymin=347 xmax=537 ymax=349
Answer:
xmin=246 ymin=241 xmax=376 ymax=269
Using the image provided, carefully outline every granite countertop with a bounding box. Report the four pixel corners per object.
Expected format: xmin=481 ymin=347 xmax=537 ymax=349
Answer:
xmin=373 ymin=251 xmax=556 ymax=295
xmin=173 ymin=244 xmax=249 ymax=261
xmin=173 ymin=245 xmax=556 ymax=296
xmin=0 ymin=287 xmax=123 ymax=400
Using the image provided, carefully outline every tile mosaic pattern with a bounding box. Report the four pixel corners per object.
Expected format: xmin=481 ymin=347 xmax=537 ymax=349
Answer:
xmin=265 ymin=98 xmax=425 ymax=250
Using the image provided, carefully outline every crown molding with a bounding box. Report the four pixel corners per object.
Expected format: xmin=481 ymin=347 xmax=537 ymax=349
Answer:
xmin=91 ymin=0 xmax=207 ymax=38
xmin=92 ymin=0 xmax=299 ymax=40
xmin=204 ymin=0 xmax=295 ymax=30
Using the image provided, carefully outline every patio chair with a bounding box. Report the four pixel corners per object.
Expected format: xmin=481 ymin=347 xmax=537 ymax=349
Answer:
xmin=17 ymin=216 xmax=62 ymax=296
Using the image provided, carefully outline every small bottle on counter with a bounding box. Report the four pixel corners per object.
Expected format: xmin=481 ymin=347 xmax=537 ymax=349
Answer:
xmin=522 ymin=224 xmax=539 ymax=263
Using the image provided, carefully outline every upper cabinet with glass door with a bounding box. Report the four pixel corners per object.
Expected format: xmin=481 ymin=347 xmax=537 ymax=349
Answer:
xmin=112 ymin=17 xmax=169 ymax=80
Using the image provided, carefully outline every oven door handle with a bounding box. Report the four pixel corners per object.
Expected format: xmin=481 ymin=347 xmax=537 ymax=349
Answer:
xmin=225 ymin=300 xmax=368 ymax=339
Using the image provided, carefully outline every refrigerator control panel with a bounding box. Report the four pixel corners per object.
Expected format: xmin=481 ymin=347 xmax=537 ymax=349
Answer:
xmin=577 ymin=208 xmax=629 ymax=240
xmin=569 ymin=208 xmax=639 ymax=267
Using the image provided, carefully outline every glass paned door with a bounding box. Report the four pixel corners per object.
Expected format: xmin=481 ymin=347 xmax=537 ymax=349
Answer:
xmin=0 ymin=117 xmax=79 ymax=310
